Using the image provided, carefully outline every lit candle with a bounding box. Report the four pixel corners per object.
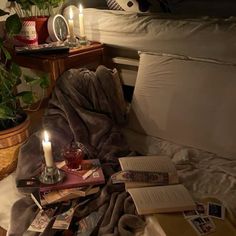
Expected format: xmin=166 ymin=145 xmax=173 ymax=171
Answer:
xmin=42 ymin=130 xmax=54 ymax=167
xmin=79 ymin=4 xmax=85 ymax=38
xmin=68 ymin=7 xmax=74 ymax=38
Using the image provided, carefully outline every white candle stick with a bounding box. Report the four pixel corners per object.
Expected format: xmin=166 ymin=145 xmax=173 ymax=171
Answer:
xmin=42 ymin=130 xmax=54 ymax=167
xmin=68 ymin=7 xmax=75 ymax=38
xmin=79 ymin=4 xmax=85 ymax=38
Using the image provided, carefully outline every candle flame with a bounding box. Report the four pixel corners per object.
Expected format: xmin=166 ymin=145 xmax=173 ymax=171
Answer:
xmin=44 ymin=130 xmax=49 ymax=142
xmin=79 ymin=4 xmax=83 ymax=14
xmin=69 ymin=6 xmax=73 ymax=19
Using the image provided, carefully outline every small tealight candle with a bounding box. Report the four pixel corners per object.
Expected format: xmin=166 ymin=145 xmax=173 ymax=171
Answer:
xmin=42 ymin=130 xmax=54 ymax=167
xmin=79 ymin=4 xmax=85 ymax=38
xmin=68 ymin=7 xmax=75 ymax=38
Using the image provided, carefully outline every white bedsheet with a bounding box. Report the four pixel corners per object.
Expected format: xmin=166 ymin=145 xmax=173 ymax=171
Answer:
xmin=64 ymin=8 xmax=236 ymax=63
xmin=124 ymin=128 xmax=236 ymax=228
xmin=0 ymin=172 xmax=23 ymax=230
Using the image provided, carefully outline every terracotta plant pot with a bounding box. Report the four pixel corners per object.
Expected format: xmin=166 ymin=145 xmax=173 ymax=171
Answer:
xmin=34 ymin=16 xmax=49 ymax=44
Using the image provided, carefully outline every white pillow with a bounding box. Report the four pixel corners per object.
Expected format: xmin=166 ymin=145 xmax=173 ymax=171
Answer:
xmin=128 ymin=52 xmax=236 ymax=159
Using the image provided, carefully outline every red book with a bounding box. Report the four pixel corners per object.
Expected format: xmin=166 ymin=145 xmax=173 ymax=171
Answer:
xmin=40 ymin=159 xmax=105 ymax=192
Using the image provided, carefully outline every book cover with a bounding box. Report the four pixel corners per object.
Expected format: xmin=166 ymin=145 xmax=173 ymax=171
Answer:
xmin=40 ymin=159 xmax=105 ymax=192
xmin=146 ymin=206 xmax=236 ymax=236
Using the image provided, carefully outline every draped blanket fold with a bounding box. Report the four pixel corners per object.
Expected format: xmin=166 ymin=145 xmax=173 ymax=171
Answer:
xmin=8 ymin=66 xmax=145 ymax=236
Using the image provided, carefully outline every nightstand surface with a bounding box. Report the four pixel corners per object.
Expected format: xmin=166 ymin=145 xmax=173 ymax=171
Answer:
xmin=11 ymin=41 xmax=104 ymax=93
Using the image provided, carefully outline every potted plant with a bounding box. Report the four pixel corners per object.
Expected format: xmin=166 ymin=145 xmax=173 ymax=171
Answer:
xmin=10 ymin=0 xmax=64 ymax=43
xmin=0 ymin=9 xmax=49 ymax=180
xmin=0 ymin=9 xmax=49 ymax=178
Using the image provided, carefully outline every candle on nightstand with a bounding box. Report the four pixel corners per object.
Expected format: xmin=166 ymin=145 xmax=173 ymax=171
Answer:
xmin=42 ymin=130 xmax=54 ymax=167
xmin=79 ymin=4 xmax=85 ymax=38
xmin=68 ymin=6 xmax=75 ymax=38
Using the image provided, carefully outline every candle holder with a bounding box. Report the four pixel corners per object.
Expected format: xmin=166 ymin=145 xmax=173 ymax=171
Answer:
xmin=39 ymin=165 xmax=65 ymax=185
xmin=64 ymin=35 xmax=79 ymax=48
xmin=79 ymin=36 xmax=89 ymax=46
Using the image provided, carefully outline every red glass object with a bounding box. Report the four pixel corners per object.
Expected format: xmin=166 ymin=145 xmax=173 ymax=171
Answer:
xmin=62 ymin=144 xmax=84 ymax=170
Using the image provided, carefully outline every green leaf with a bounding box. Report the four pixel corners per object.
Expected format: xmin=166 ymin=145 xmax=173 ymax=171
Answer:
xmin=10 ymin=63 xmax=22 ymax=78
xmin=1 ymin=46 xmax=11 ymax=60
xmin=39 ymin=74 xmax=50 ymax=89
xmin=0 ymin=9 xmax=9 ymax=17
xmin=17 ymin=91 xmax=35 ymax=104
xmin=23 ymin=74 xmax=50 ymax=88
xmin=0 ymin=104 xmax=14 ymax=119
xmin=5 ymin=14 xmax=22 ymax=36
xmin=23 ymin=75 xmax=40 ymax=85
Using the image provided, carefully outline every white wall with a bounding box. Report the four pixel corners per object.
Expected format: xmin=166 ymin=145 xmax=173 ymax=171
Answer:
xmin=0 ymin=0 xmax=7 ymax=10
xmin=0 ymin=0 xmax=9 ymax=21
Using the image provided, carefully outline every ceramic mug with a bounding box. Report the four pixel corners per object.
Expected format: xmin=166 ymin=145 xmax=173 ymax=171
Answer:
xmin=14 ymin=20 xmax=38 ymax=46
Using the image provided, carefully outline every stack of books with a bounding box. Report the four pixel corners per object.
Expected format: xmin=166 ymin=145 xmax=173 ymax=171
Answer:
xmin=20 ymin=159 xmax=105 ymax=232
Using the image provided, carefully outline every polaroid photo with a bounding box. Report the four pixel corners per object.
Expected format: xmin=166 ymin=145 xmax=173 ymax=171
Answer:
xmin=28 ymin=207 xmax=57 ymax=232
xmin=188 ymin=216 xmax=216 ymax=235
xmin=52 ymin=207 xmax=74 ymax=230
xmin=196 ymin=202 xmax=206 ymax=215
xmin=183 ymin=210 xmax=199 ymax=219
xmin=207 ymin=202 xmax=225 ymax=220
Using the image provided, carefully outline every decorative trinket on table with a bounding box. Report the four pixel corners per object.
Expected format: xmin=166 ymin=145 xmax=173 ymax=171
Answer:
xmin=14 ymin=20 xmax=38 ymax=46
xmin=47 ymin=14 xmax=69 ymax=42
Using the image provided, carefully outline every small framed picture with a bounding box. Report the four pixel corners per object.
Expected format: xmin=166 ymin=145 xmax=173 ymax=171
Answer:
xmin=207 ymin=202 xmax=225 ymax=220
xmin=188 ymin=216 xmax=216 ymax=235
xmin=183 ymin=210 xmax=199 ymax=219
xmin=196 ymin=202 xmax=206 ymax=215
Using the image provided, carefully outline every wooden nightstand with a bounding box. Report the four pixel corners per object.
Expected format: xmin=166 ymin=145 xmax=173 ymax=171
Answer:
xmin=10 ymin=42 xmax=104 ymax=94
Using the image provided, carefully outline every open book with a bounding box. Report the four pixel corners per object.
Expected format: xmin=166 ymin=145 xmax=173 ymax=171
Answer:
xmin=117 ymin=155 xmax=196 ymax=215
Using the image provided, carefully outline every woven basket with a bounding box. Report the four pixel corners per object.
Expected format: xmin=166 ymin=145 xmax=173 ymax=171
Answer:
xmin=0 ymin=143 xmax=22 ymax=181
xmin=0 ymin=116 xmax=30 ymax=180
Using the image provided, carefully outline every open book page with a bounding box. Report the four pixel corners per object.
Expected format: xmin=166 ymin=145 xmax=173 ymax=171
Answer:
xmin=128 ymin=184 xmax=195 ymax=215
xmin=119 ymin=155 xmax=178 ymax=188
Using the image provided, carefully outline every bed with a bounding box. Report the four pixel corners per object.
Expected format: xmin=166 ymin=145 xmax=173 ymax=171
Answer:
xmin=1 ymin=3 xmax=236 ymax=235
xmin=64 ymin=5 xmax=236 ymax=229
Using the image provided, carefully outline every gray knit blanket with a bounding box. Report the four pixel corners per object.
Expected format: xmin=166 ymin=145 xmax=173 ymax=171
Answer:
xmin=8 ymin=66 xmax=145 ymax=236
